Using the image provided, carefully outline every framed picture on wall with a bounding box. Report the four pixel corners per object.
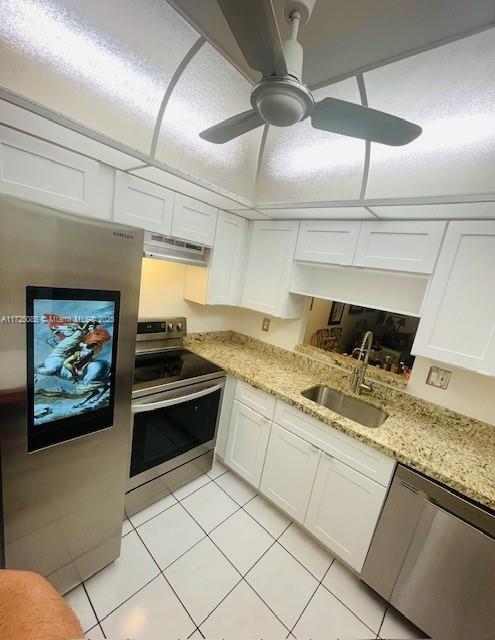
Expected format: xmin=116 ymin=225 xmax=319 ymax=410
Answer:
xmin=328 ymin=302 xmax=344 ymax=325
xmin=348 ymin=305 xmax=364 ymax=315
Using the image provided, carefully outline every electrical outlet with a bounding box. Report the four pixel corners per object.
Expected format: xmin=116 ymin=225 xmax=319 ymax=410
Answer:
xmin=426 ymin=366 xmax=451 ymax=390
xmin=262 ymin=317 xmax=270 ymax=332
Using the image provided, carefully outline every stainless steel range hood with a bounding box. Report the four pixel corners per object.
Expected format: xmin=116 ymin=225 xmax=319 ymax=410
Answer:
xmin=143 ymin=231 xmax=209 ymax=267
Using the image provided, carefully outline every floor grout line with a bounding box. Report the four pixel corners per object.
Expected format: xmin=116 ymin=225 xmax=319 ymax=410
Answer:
xmin=287 ymin=558 xmax=335 ymax=637
xmin=125 ymin=495 xmax=178 ymax=529
xmin=132 ymin=521 xmax=201 ymax=633
xmin=174 ymin=495 xmax=296 ymax=636
xmin=94 ymin=573 xmax=161 ymax=626
xmin=91 ymin=474 xmax=393 ymax=640
xmin=82 ymin=581 xmax=104 ymax=637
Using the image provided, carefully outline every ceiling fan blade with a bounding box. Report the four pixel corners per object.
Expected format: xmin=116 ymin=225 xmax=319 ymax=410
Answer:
xmin=311 ymin=97 xmax=422 ymax=146
xmin=217 ymin=0 xmax=288 ymax=77
xmin=200 ymin=109 xmax=264 ymax=144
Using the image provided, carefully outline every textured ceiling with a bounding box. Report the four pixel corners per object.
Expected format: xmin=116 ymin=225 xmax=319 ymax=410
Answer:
xmin=0 ymin=0 xmax=494 ymax=213
xmin=170 ymin=0 xmax=495 ymax=88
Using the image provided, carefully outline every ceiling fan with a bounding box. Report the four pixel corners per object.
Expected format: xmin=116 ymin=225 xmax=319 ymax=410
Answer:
xmin=200 ymin=0 xmax=422 ymax=146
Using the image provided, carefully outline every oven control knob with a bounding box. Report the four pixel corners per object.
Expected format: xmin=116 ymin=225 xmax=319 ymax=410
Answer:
xmin=176 ymin=322 xmax=183 ymax=332
xmin=167 ymin=322 xmax=175 ymax=332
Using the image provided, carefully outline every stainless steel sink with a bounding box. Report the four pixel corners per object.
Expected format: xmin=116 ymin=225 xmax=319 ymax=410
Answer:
xmin=301 ymin=385 xmax=388 ymax=428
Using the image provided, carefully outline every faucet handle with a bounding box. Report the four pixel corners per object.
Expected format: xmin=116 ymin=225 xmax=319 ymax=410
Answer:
xmin=360 ymin=381 xmax=373 ymax=393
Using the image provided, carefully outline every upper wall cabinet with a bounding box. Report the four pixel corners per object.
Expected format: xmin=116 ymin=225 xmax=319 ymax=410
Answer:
xmin=242 ymin=220 xmax=305 ymax=319
xmin=354 ymin=221 xmax=446 ymax=274
xmin=184 ymin=211 xmax=248 ymax=306
xmin=295 ymin=221 xmax=361 ymax=265
xmin=113 ymin=171 xmax=174 ymax=234
xmin=0 ymin=126 xmax=100 ymax=217
xmin=413 ymin=221 xmax=495 ymax=375
xmin=172 ymin=194 xmax=218 ymax=247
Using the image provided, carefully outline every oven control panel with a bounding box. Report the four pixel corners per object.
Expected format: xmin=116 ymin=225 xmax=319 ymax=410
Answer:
xmin=136 ymin=317 xmax=187 ymax=341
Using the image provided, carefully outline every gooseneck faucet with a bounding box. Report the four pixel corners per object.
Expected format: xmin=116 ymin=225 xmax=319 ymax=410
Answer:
xmin=350 ymin=331 xmax=373 ymax=395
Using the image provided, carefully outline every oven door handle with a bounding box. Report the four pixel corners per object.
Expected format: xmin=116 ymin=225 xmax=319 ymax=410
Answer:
xmin=131 ymin=382 xmax=224 ymax=414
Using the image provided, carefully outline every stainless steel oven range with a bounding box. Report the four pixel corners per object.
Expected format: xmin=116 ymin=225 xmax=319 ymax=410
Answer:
xmin=125 ymin=318 xmax=225 ymax=516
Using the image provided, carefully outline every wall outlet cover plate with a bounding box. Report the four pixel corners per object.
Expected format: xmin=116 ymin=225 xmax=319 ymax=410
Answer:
xmin=426 ymin=365 xmax=452 ymax=390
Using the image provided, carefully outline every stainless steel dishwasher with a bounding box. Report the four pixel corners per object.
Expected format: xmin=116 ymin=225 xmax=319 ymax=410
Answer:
xmin=361 ymin=465 xmax=495 ymax=640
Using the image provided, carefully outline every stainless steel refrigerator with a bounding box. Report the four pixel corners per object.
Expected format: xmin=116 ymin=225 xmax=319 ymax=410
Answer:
xmin=0 ymin=195 xmax=143 ymax=594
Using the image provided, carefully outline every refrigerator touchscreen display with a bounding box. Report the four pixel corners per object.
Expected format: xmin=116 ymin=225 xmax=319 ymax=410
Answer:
xmin=26 ymin=286 xmax=120 ymax=452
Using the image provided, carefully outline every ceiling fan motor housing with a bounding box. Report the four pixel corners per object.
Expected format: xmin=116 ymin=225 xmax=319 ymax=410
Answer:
xmin=283 ymin=0 xmax=317 ymax=26
xmin=251 ymin=77 xmax=313 ymax=127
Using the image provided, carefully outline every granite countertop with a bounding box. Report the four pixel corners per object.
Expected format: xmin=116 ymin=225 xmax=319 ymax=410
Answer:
xmin=186 ymin=331 xmax=495 ymax=510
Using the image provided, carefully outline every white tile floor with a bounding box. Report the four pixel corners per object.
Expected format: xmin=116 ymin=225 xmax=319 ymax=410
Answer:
xmin=65 ymin=459 xmax=428 ymax=640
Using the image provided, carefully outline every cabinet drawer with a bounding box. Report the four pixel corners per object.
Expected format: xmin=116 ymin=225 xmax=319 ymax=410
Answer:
xmin=113 ymin=171 xmax=174 ymax=234
xmin=273 ymin=400 xmax=395 ymax=487
xmin=295 ymin=221 xmax=360 ymax=265
xmin=0 ymin=125 xmax=99 ymax=216
xmin=172 ymin=194 xmax=218 ymax=246
xmin=354 ymin=221 xmax=446 ymax=274
xmin=235 ymin=380 xmax=276 ymax=419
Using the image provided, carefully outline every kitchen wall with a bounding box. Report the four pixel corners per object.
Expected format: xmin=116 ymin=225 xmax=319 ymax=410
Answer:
xmin=140 ymin=259 xmax=495 ymax=425
xmin=139 ymin=258 xmax=306 ymax=349
xmin=408 ymin=357 xmax=495 ymax=425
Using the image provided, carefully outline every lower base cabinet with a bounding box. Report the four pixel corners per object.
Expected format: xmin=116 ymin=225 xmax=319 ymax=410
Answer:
xmin=305 ymin=453 xmax=387 ymax=572
xmin=220 ymin=384 xmax=394 ymax=574
xmin=260 ymin=423 xmax=320 ymax=524
xmin=224 ymin=400 xmax=271 ymax=486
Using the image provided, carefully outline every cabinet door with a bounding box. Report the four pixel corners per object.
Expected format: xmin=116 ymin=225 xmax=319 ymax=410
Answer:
xmin=207 ymin=211 xmax=248 ymax=305
xmin=354 ymin=221 xmax=446 ymax=273
xmin=113 ymin=171 xmax=174 ymax=234
xmin=412 ymin=221 xmax=495 ymax=374
xmin=172 ymin=194 xmax=218 ymax=246
xmin=0 ymin=125 xmax=99 ymax=216
xmin=305 ymin=454 xmax=387 ymax=572
xmin=215 ymin=376 xmax=236 ymax=459
xmin=295 ymin=221 xmax=360 ymax=265
xmin=260 ymin=423 xmax=320 ymax=524
xmin=242 ymin=220 xmax=302 ymax=318
xmin=224 ymin=400 xmax=271 ymax=487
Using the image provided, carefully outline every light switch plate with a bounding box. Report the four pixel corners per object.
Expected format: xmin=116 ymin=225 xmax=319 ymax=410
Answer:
xmin=426 ymin=366 xmax=451 ymax=390
xmin=262 ymin=317 xmax=270 ymax=332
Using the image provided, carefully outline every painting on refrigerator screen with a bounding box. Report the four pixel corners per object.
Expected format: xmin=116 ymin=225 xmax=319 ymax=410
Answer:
xmin=28 ymin=289 xmax=119 ymax=431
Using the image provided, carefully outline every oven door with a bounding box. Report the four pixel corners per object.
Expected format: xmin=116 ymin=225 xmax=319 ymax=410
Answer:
xmin=128 ymin=378 xmax=225 ymax=490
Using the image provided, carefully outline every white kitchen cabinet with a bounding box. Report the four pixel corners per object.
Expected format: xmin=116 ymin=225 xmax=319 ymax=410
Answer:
xmin=235 ymin=380 xmax=276 ymax=419
xmin=242 ymin=220 xmax=305 ymax=319
xmin=172 ymin=193 xmax=218 ymax=246
xmin=0 ymin=125 xmax=100 ymax=217
xmin=354 ymin=221 xmax=446 ymax=274
xmin=224 ymin=400 xmax=272 ymax=487
xmin=273 ymin=400 xmax=395 ymax=487
xmin=113 ymin=171 xmax=174 ymax=234
xmin=413 ymin=221 xmax=495 ymax=374
xmin=184 ymin=211 xmax=247 ymax=305
xmin=215 ymin=376 xmax=237 ymax=459
xmin=260 ymin=423 xmax=320 ymax=524
xmin=295 ymin=221 xmax=361 ymax=265
xmin=305 ymin=453 xmax=387 ymax=572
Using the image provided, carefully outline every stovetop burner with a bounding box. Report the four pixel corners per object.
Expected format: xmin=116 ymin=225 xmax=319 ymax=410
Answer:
xmin=133 ymin=317 xmax=225 ymax=397
xmin=133 ymin=348 xmax=223 ymax=388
